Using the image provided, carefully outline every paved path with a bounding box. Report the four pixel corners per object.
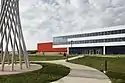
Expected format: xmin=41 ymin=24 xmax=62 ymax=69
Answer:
xmin=31 ymin=56 xmax=112 ymax=83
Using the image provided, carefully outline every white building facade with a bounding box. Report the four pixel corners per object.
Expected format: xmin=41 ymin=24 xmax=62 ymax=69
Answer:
xmin=53 ymin=25 xmax=125 ymax=55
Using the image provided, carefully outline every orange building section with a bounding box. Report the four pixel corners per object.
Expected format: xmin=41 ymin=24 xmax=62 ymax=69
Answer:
xmin=37 ymin=42 xmax=67 ymax=53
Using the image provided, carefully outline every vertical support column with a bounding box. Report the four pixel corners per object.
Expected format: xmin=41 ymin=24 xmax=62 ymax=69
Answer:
xmin=67 ymin=47 xmax=69 ymax=55
xmin=70 ymin=40 xmax=73 ymax=55
xmin=103 ymin=46 xmax=105 ymax=55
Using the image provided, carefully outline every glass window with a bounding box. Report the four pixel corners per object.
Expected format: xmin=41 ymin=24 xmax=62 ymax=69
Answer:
xmin=54 ymin=29 xmax=125 ymax=45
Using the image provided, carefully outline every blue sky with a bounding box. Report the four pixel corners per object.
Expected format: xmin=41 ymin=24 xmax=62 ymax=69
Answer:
xmin=4 ymin=0 xmax=125 ymax=50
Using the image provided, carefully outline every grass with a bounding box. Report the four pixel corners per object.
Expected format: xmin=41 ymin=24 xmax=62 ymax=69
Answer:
xmin=69 ymin=56 xmax=125 ymax=83
xmin=28 ymin=55 xmax=74 ymax=61
xmin=0 ymin=55 xmax=74 ymax=63
xmin=0 ymin=63 xmax=70 ymax=83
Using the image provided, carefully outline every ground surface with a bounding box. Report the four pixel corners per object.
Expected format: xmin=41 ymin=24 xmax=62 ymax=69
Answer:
xmin=0 ymin=63 xmax=70 ymax=83
xmin=28 ymin=55 xmax=74 ymax=61
xmin=69 ymin=56 xmax=125 ymax=83
xmin=0 ymin=64 xmax=42 ymax=75
xmin=33 ymin=56 xmax=111 ymax=83
xmin=0 ymin=55 xmax=74 ymax=62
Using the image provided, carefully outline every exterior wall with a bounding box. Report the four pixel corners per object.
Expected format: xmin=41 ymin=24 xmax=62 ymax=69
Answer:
xmin=53 ymin=42 xmax=125 ymax=48
xmin=37 ymin=42 xmax=67 ymax=53
xmin=53 ymin=25 xmax=125 ymax=54
xmin=68 ymin=46 xmax=125 ymax=55
xmin=106 ymin=46 xmax=125 ymax=54
xmin=53 ymin=25 xmax=125 ymax=37
xmin=68 ymin=34 xmax=125 ymax=41
xmin=69 ymin=47 xmax=103 ymax=55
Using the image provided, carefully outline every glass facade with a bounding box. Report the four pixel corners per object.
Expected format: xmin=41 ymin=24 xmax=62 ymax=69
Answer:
xmin=53 ymin=36 xmax=67 ymax=45
xmin=69 ymin=46 xmax=125 ymax=54
xmin=69 ymin=47 xmax=103 ymax=54
xmin=53 ymin=29 xmax=125 ymax=45
xmin=54 ymin=37 xmax=125 ymax=45
xmin=54 ymin=29 xmax=125 ymax=40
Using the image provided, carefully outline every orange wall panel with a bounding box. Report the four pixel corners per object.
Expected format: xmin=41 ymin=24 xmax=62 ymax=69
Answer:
xmin=37 ymin=42 xmax=67 ymax=52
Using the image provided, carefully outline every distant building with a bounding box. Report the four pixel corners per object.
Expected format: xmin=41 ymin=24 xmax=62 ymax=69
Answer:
xmin=37 ymin=42 xmax=67 ymax=55
xmin=53 ymin=25 xmax=125 ymax=55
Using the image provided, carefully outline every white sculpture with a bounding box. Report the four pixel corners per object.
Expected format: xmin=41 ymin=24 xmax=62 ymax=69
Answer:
xmin=0 ymin=0 xmax=30 ymax=71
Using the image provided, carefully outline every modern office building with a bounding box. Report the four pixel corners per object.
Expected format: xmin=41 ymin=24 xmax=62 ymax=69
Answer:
xmin=53 ymin=25 xmax=125 ymax=55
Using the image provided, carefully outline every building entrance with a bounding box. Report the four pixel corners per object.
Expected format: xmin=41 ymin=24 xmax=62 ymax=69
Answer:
xmin=69 ymin=47 xmax=103 ymax=55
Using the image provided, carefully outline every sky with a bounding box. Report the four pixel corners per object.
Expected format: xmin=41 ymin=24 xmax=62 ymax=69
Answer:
xmin=1 ymin=0 xmax=125 ymax=50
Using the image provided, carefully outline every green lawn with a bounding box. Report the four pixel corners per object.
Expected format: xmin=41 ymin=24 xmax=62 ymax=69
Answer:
xmin=69 ymin=56 xmax=125 ymax=83
xmin=0 ymin=63 xmax=70 ymax=83
xmin=28 ymin=55 xmax=74 ymax=61
xmin=0 ymin=55 xmax=74 ymax=63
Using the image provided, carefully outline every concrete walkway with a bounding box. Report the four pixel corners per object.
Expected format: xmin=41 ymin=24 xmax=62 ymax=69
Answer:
xmin=31 ymin=56 xmax=112 ymax=83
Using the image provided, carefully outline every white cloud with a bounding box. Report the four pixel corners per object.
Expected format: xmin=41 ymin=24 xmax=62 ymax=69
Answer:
xmin=1 ymin=0 xmax=125 ymax=50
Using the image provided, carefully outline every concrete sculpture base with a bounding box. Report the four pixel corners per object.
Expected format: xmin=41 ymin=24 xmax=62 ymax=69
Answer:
xmin=0 ymin=64 xmax=42 ymax=75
